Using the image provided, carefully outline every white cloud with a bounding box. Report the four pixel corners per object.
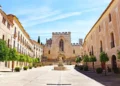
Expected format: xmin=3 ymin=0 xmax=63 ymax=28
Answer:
xmin=27 ymin=18 xmax=96 ymax=43
xmin=23 ymin=11 xmax=81 ymax=27
xmin=21 ymin=10 xmax=61 ymax=24
xmin=8 ymin=0 xmax=111 ymax=43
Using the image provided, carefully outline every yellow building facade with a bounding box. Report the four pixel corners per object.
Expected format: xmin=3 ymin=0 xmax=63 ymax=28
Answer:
xmin=44 ymin=32 xmax=83 ymax=61
xmin=83 ymin=0 xmax=120 ymax=68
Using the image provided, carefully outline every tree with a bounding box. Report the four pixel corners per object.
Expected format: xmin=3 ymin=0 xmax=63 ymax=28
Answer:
xmin=33 ymin=58 xmax=40 ymax=64
xmin=0 ymin=39 xmax=9 ymax=62
xmin=25 ymin=55 xmax=30 ymax=66
xmin=38 ymin=36 xmax=40 ymax=44
xmin=100 ymin=52 xmax=109 ymax=76
xmin=117 ymin=50 xmax=120 ymax=59
xmin=28 ymin=57 xmax=33 ymax=66
xmin=19 ymin=54 xmax=26 ymax=68
xmin=89 ymin=55 xmax=97 ymax=70
xmin=83 ymin=55 xmax=89 ymax=66
xmin=75 ymin=56 xmax=82 ymax=65
xmin=9 ymin=48 xmax=18 ymax=72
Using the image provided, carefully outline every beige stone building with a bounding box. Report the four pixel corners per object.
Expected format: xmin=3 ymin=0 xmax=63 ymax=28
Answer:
xmin=44 ymin=32 xmax=83 ymax=61
xmin=83 ymin=0 xmax=120 ymax=68
xmin=0 ymin=9 xmax=13 ymax=69
xmin=32 ymin=40 xmax=43 ymax=61
xmin=0 ymin=8 xmax=43 ymax=70
xmin=7 ymin=14 xmax=34 ymax=58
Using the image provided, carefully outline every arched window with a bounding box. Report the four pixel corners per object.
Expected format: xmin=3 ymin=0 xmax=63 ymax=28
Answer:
xmin=8 ymin=39 xmax=10 ymax=47
xmin=59 ymin=39 xmax=64 ymax=51
xmin=100 ymin=41 xmax=103 ymax=52
xmin=91 ymin=46 xmax=94 ymax=55
xmin=111 ymin=32 xmax=115 ymax=48
xmin=48 ymin=50 xmax=50 ymax=54
xmin=73 ymin=50 xmax=75 ymax=54
xmin=2 ymin=35 xmax=4 ymax=40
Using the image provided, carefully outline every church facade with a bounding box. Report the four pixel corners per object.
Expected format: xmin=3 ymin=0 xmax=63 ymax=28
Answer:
xmin=43 ymin=32 xmax=83 ymax=60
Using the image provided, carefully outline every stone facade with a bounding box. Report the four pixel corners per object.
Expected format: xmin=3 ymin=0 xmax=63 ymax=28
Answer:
xmin=83 ymin=0 xmax=120 ymax=68
xmin=44 ymin=32 xmax=83 ymax=60
xmin=0 ymin=8 xmax=43 ymax=70
xmin=32 ymin=40 xmax=43 ymax=61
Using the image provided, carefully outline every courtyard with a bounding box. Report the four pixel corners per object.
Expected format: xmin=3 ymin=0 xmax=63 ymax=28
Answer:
xmin=0 ymin=65 xmax=120 ymax=86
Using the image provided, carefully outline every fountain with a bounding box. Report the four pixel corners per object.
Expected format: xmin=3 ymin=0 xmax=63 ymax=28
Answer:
xmin=54 ymin=54 xmax=66 ymax=70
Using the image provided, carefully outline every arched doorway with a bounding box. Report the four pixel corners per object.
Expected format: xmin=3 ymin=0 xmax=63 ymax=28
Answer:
xmin=111 ymin=55 xmax=117 ymax=69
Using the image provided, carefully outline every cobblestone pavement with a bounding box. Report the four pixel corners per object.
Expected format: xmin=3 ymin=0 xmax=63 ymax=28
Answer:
xmin=0 ymin=65 xmax=106 ymax=86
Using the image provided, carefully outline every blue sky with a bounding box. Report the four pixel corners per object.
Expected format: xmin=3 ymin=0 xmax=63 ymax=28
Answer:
xmin=0 ymin=0 xmax=111 ymax=43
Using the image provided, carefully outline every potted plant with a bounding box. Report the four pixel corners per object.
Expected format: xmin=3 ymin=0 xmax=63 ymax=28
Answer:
xmin=100 ymin=52 xmax=109 ymax=76
xmin=89 ymin=55 xmax=97 ymax=70
xmin=14 ymin=67 xmax=20 ymax=72
xmin=23 ymin=66 xmax=28 ymax=70
xmin=96 ymin=67 xmax=103 ymax=74
xmin=83 ymin=55 xmax=89 ymax=66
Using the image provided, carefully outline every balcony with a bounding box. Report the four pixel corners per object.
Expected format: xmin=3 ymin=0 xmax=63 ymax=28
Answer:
xmin=14 ymin=33 xmax=17 ymax=39
xmin=111 ymin=41 xmax=115 ymax=48
xmin=18 ymin=36 xmax=20 ymax=41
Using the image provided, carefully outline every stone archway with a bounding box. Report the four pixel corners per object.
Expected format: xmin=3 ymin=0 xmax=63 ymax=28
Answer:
xmin=111 ymin=55 xmax=117 ymax=69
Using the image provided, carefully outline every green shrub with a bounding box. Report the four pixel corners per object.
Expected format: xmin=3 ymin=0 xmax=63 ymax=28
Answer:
xmin=79 ymin=66 xmax=83 ymax=70
xmin=96 ymin=68 xmax=103 ymax=74
xmin=29 ymin=66 xmax=32 ymax=69
xmin=14 ymin=67 xmax=20 ymax=72
xmin=84 ymin=66 xmax=88 ymax=71
xmin=34 ymin=65 xmax=37 ymax=68
xmin=23 ymin=66 xmax=28 ymax=70
xmin=113 ymin=68 xmax=119 ymax=74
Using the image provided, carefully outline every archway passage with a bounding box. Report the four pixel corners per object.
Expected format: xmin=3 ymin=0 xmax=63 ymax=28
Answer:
xmin=112 ymin=55 xmax=117 ymax=69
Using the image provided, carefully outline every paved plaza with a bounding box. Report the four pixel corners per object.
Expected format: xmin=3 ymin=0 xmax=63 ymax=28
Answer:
xmin=0 ymin=65 xmax=106 ymax=86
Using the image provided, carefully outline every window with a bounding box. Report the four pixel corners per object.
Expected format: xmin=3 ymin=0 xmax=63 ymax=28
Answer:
xmin=7 ymin=23 xmax=10 ymax=29
xmin=13 ymin=41 xmax=15 ymax=48
xmin=18 ymin=31 xmax=20 ymax=40
xmin=17 ymin=43 xmax=19 ymax=51
xmin=109 ymin=13 xmax=112 ymax=22
xmin=59 ymin=39 xmax=64 ymax=51
xmin=2 ymin=35 xmax=4 ymax=40
xmin=100 ymin=41 xmax=103 ymax=52
xmin=91 ymin=46 xmax=94 ymax=55
xmin=111 ymin=32 xmax=115 ymax=48
xmin=21 ymin=35 xmax=22 ymax=42
xmin=73 ymin=50 xmax=75 ymax=54
xmin=99 ymin=25 xmax=101 ymax=32
xmin=2 ymin=17 xmax=6 ymax=25
xmin=23 ymin=37 xmax=24 ymax=44
xmin=48 ymin=50 xmax=50 ymax=54
xmin=14 ymin=27 xmax=16 ymax=34
xmin=8 ymin=39 xmax=10 ymax=47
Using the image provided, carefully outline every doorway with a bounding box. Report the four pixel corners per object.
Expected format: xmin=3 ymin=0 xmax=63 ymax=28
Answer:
xmin=112 ymin=55 xmax=117 ymax=69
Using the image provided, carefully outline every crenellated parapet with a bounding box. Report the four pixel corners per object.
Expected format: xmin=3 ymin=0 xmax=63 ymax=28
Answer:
xmin=71 ymin=43 xmax=80 ymax=46
xmin=52 ymin=32 xmax=71 ymax=35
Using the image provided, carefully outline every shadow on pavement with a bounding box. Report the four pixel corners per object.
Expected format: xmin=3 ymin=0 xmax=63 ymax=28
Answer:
xmin=74 ymin=67 xmax=120 ymax=86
